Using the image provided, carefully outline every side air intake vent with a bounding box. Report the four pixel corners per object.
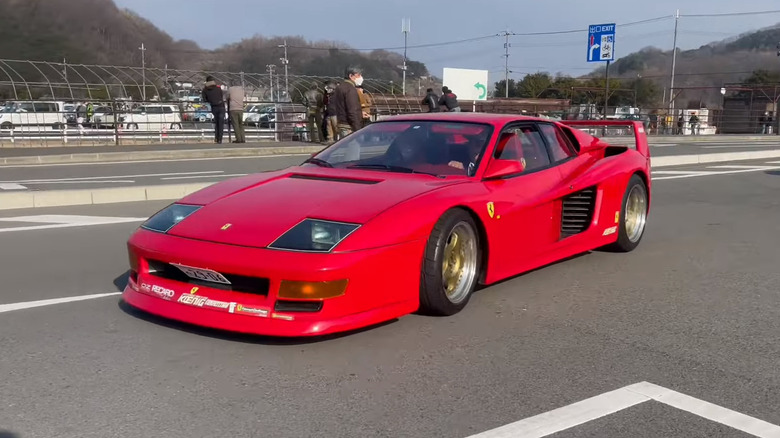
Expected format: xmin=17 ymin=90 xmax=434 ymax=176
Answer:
xmin=560 ymin=187 xmax=597 ymax=238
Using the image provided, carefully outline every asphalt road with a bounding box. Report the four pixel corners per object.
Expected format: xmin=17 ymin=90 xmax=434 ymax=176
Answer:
xmin=2 ymin=140 xmax=780 ymax=192
xmin=1 ymin=165 xmax=779 ymax=437
xmin=0 ymin=140 xmax=310 ymax=158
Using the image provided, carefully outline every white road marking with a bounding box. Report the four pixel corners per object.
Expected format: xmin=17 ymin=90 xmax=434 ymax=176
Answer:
xmin=707 ymin=165 xmax=777 ymax=169
xmin=160 ymin=173 xmax=248 ymax=180
xmin=0 ymin=215 xmax=148 ymax=233
xmin=467 ymin=381 xmax=780 ymax=438
xmin=23 ymin=180 xmax=136 ymax=185
xmin=0 ymin=153 xmax=309 ymax=169
xmin=703 ymin=144 xmax=780 ymax=149
xmin=0 ymin=292 xmax=121 ymax=314
xmin=652 ymin=170 xmax=715 ymax=175
xmin=0 ymin=170 xmax=223 ymax=184
xmin=653 ymin=165 xmax=780 ymax=180
xmin=0 ymin=183 xmax=27 ymax=190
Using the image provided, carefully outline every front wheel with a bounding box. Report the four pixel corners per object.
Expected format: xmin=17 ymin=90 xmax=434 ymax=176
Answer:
xmin=419 ymin=209 xmax=481 ymax=316
xmin=610 ymin=174 xmax=648 ymax=252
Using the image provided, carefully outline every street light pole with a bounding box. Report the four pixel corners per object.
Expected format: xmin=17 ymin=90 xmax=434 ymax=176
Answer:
xmin=139 ymin=43 xmax=147 ymax=101
xmin=402 ymin=18 xmax=410 ymax=96
xmin=504 ymin=31 xmax=511 ymax=98
xmin=668 ymin=9 xmax=680 ymax=115
xmin=278 ymin=40 xmax=289 ymax=101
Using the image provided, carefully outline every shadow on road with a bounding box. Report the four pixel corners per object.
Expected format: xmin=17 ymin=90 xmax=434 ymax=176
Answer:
xmin=113 ymin=270 xmax=129 ymax=292
xmin=116 ymin=295 xmax=397 ymax=346
xmin=765 ymin=170 xmax=780 ymax=176
xmin=0 ymin=431 xmax=21 ymax=438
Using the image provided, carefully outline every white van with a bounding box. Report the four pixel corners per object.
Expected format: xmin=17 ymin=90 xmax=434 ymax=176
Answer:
xmin=124 ymin=104 xmax=183 ymax=131
xmin=0 ymin=101 xmax=68 ymax=131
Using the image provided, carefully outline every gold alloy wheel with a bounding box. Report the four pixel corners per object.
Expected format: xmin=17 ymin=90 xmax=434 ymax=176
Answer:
xmin=441 ymin=221 xmax=478 ymax=304
xmin=624 ymin=184 xmax=648 ymax=243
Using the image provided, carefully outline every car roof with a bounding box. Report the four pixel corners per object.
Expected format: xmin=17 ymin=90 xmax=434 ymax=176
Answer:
xmin=380 ymin=112 xmax=547 ymax=125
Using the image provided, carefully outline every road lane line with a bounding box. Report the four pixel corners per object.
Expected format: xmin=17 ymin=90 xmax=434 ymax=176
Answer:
xmin=0 ymin=171 xmax=223 ymax=184
xmin=653 ymin=165 xmax=780 ymax=180
xmin=0 ymin=154 xmax=310 ymax=169
xmin=0 ymin=292 xmax=121 ymax=314
xmin=626 ymin=382 xmax=780 ymax=437
xmin=0 ymin=215 xmax=148 ymax=233
xmin=21 ymin=180 xmax=136 ymax=185
xmin=0 ymin=183 xmax=27 ymax=190
xmin=465 ymin=385 xmax=651 ymax=438
xmin=707 ymin=165 xmax=777 ymax=169
xmin=652 ymin=170 xmax=715 ymax=175
xmin=160 ymin=173 xmax=248 ymax=180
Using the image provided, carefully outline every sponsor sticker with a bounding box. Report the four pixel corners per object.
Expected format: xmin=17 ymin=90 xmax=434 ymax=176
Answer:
xmin=140 ymin=283 xmax=175 ymax=300
xmin=603 ymin=226 xmax=617 ymax=236
xmin=235 ymin=304 xmax=270 ymax=317
xmin=615 ymin=211 xmax=620 ymax=224
xmin=486 ymin=202 xmax=495 ymax=219
xmin=178 ymin=294 xmax=208 ymax=307
xmin=271 ymin=313 xmax=294 ymax=321
xmin=203 ymin=299 xmax=231 ymax=309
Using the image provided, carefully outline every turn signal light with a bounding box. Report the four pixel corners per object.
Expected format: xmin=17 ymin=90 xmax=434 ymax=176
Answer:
xmin=278 ymin=279 xmax=348 ymax=300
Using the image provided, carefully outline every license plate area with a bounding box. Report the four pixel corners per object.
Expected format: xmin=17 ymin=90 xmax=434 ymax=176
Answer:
xmin=171 ymin=263 xmax=232 ymax=285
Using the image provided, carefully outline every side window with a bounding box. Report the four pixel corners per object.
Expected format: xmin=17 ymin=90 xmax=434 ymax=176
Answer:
xmin=515 ymin=126 xmax=551 ymax=171
xmin=539 ymin=123 xmax=576 ymax=162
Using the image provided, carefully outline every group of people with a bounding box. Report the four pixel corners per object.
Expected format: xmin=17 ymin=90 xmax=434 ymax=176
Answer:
xmin=303 ymin=66 xmax=373 ymax=144
xmin=421 ymin=86 xmax=460 ymax=113
xmin=201 ymin=75 xmax=246 ymax=144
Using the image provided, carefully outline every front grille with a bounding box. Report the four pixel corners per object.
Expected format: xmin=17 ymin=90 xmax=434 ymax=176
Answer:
xmin=560 ymin=187 xmax=597 ymax=238
xmin=146 ymin=259 xmax=270 ymax=296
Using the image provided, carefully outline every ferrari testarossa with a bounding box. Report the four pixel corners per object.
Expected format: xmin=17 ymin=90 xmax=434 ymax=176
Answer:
xmin=123 ymin=113 xmax=651 ymax=337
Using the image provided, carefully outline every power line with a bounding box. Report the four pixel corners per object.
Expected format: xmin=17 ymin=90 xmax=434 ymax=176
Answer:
xmin=680 ymin=9 xmax=780 ymax=18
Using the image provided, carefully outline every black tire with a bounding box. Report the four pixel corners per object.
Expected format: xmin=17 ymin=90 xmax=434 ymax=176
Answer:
xmin=419 ymin=209 xmax=482 ymax=316
xmin=609 ymin=174 xmax=648 ymax=252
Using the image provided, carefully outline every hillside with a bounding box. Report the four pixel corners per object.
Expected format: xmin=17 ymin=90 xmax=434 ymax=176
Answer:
xmin=587 ymin=24 xmax=780 ymax=108
xmin=0 ymin=0 xmax=430 ymax=91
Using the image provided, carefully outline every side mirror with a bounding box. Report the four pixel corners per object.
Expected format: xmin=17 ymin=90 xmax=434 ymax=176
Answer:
xmin=483 ymin=158 xmax=525 ymax=179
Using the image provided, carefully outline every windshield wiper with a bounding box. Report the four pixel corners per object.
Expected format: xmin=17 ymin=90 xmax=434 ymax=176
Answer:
xmin=302 ymin=157 xmax=333 ymax=168
xmin=347 ymin=164 xmax=442 ymax=177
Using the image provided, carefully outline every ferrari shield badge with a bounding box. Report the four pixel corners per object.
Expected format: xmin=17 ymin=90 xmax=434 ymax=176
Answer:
xmin=190 ymin=287 xmax=199 ymax=294
xmin=221 ymin=223 xmax=232 ymax=230
xmin=486 ymin=202 xmax=495 ymax=219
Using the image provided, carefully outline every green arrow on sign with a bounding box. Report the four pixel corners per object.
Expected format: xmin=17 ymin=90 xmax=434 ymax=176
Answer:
xmin=474 ymin=82 xmax=487 ymax=99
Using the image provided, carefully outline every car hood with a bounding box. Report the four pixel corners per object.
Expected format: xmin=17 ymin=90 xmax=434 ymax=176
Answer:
xmin=166 ymin=168 xmax=464 ymax=248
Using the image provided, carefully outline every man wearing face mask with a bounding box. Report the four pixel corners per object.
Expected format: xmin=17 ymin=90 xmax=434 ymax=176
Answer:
xmin=333 ymin=66 xmax=364 ymax=138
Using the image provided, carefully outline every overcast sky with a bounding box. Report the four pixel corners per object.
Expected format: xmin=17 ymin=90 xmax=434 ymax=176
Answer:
xmin=115 ymin=0 xmax=780 ymax=84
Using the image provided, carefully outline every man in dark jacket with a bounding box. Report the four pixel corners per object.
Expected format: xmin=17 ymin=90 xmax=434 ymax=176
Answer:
xmin=303 ymin=87 xmax=324 ymax=143
xmin=332 ymin=66 xmax=363 ymax=138
xmin=324 ymin=82 xmax=338 ymax=143
xmin=202 ymin=75 xmax=226 ymax=143
xmin=438 ymin=86 xmax=461 ymax=112
xmin=422 ymin=88 xmax=440 ymax=112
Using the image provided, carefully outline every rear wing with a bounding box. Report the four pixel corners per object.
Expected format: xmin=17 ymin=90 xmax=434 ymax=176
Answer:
xmin=558 ymin=120 xmax=650 ymax=158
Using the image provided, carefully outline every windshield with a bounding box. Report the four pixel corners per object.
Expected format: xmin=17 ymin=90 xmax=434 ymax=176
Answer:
xmin=310 ymin=121 xmax=494 ymax=177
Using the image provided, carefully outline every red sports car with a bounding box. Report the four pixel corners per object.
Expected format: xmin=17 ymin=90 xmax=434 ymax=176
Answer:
xmin=123 ymin=113 xmax=651 ymax=337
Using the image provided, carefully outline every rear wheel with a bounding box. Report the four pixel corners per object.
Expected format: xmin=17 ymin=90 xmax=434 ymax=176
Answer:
xmin=419 ymin=209 xmax=481 ymax=316
xmin=610 ymin=174 xmax=648 ymax=252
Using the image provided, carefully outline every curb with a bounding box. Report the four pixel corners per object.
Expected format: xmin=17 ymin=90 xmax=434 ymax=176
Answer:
xmin=0 ymin=145 xmax=325 ymax=166
xmin=2 ymin=149 xmax=780 ymax=211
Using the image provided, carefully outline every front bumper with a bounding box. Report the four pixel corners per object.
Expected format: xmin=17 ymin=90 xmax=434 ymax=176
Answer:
xmin=123 ymin=229 xmax=423 ymax=337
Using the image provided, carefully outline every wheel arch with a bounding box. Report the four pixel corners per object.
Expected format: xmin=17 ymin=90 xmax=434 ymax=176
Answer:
xmin=631 ymin=169 xmax=651 ymax=211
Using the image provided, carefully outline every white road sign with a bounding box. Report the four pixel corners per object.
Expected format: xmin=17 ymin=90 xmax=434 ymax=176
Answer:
xmin=442 ymin=68 xmax=490 ymax=101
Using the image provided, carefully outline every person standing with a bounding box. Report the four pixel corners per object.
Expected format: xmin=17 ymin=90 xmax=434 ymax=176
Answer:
xmin=439 ymin=86 xmax=461 ymax=112
xmin=324 ymin=82 xmax=339 ymax=143
xmin=227 ymin=81 xmax=246 ymax=143
xmin=422 ymin=88 xmax=440 ymax=112
xmin=303 ymin=87 xmax=324 ymax=143
xmin=333 ymin=66 xmax=363 ymax=138
xmin=202 ymin=75 xmax=226 ymax=144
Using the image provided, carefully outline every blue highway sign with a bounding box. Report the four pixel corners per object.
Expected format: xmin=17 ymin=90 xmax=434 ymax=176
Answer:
xmin=587 ymin=23 xmax=616 ymax=62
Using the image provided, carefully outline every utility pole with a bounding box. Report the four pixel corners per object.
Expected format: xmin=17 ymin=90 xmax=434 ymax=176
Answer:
xmin=266 ymin=64 xmax=276 ymax=102
xmin=401 ymin=18 xmax=410 ymax=96
xmin=139 ymin=43 xmax=147 ymax=101
xmin=668 ymin=9 xmax=680 ymax=116
xmin=504 ymin=31 xmax=511 ymax=98
xmin=278 ymin=40 xmax=289 ymax=101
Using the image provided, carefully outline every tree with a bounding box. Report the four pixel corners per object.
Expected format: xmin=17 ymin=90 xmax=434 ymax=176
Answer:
xmin=493 ymin=79 xmax=518 ymax=98
xmin=516 ymin=73 xmax=553 ymax=98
